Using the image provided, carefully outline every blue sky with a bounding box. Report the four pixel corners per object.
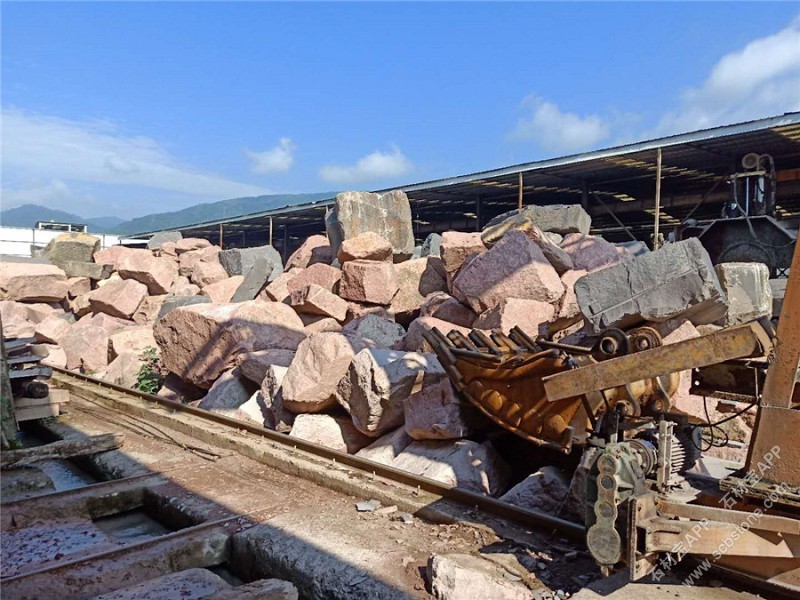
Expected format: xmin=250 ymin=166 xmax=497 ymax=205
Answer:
xmin=2 ymin=2 xmax=799 ymax=219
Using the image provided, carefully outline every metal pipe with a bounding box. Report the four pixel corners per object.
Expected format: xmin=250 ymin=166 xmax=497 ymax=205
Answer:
xmin=654 ymin=147 xmax=662 ymax=249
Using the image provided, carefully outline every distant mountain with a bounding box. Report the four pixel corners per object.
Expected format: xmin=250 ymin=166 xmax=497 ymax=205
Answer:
xmin=0 ymin=204 xmax=127 ymax=232
xmin=113 ymin=192 xmax=335 ymax=235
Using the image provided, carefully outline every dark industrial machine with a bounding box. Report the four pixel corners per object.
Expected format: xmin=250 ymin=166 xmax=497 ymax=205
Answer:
xmin=426 ymin=239 xmax=800 ymax=594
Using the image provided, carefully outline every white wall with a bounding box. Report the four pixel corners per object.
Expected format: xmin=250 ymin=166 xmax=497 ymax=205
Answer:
xmin=0 ymin=226 xmax=145 ymax=257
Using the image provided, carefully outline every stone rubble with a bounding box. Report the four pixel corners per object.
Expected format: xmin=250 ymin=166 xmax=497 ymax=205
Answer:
xmin=3 ymin=193 xmax=758 ymax=502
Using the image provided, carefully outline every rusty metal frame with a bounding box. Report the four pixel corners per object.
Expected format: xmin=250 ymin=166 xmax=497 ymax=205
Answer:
xmin=543 ymin=321 xmax=773 ymax=402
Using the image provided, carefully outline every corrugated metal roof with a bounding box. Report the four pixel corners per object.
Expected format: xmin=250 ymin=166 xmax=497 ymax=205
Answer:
xmin=132 ymin=112 xmax=800 ymax=240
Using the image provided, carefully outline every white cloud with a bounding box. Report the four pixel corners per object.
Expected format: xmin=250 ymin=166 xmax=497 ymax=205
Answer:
xmin=1 ymin=109 xmax=270 ymax=203
xmin=655 ymin=17 xmax=800 ymax=134
xmin=510 ymin=96 xmax=610 ymax=153
xmin=1 ymin=179 xmax=74 ymax=210
xmin=246 ymin=137 xmax=295 ymax=174
xmin=319 ymin=147 xmax=413 ymax=184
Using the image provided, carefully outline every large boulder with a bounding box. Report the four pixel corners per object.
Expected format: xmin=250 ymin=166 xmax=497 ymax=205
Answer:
xmin=485 ymin=204 xmax=591 ymax=236
xmin=575 ymin=238 xmax=728 ymax=332
xmin=482 ymin=217 xmax=574 ymax=275
xmin=93 ymin=246 xmax=134 ymax=269
xmin=190 ymin=259 xmax=229 ymax=288
xmin=67 ymin=276 xmax=91 ymax=298
xmin=170 ymin=276 xmax=201 ymax=297
xmin=202 ymin=275 xmax=245 ymax=303
xmin=560 ymin=233 xmax=628 ymax=272
xmin=404 ymin=379 xmax=473 ymax=440
xmin=452 ymin=231 xmax=563 ymax=313
xmin=43 ymin=232 xmax=100 ymax=268
xmin=335 ymin=349 xmax=446 ymax=437
xmin=218 ymin=245 xmax=283 ymax=280
xmin=286 ymin=264 xmax=342 ymax=296
xmin=157 ymin=373 xmax=205 ymax=403
xmin=60 ymin=324 xmax=109 ymax=372
xmin=263 ymin=269 xmax=302 ymax=303
xmin=108 ymin=326 xmax=157 ymax=361
xmin=157 ymin=295 xmax=211 ymax=319
xmin=153 ymin=300 xmax=306 ymax=388
xmin=422 ymin=295 xmax=477 ymax=328
xmin=100 ymin=351 xmax=146 ymax=388
xmin=88 ymin=278 xmax=148 ymax=319
xmin=389 ymin=258 xmax=448 ymax=324
xmin=118 ymin=251 xmax=178 ymax=295
xmin=147 ymin=231 xmax=182 ymax=250
xmin=0 ymin=262 xmax=69 ymax=302
xmin=473 ymin=298 xmax=555 ymax=336
xmin=236 ymin=348 xmax=295 ymax=384
xmin=197 ymin=368 xmax=260 ymax=423
xmin=338 ymin=260 xmax=399 ymax=305
xmin=428 ymin=553 xmax=537 ymax=600
xmin=288 ymin=413 xmax=373 ymax=454
xmin=33 ymin=315 xmax=72 ymax=345
xmin=175 ymin=237 xmax=212 ymax=254
xmin=132 ymin=295 xmax=168 ymax=325
xmin=60 ymin=260 xmax=112 ymax=281
xmin=420 ymin=233 xmax=442 ymax=258
xmin=75 ymin=312 xmax=134 ymax=336
xmin=714 ymin=262 xmax=772 ymax=326
xmin=439 ymin=232 xmax=486 ymax=282
xmin=0 ymin=301 xmax=35 ymax=338
xmin=499 ymin=466 xmax=570 ymax=515
xmin=337 ymin=232 xmax=393 ymax=263
xmin=289 ymin=284 xmax=349 ymax=322
xmin=280 ymin=332 xmax=367 ymax=413
xmin=548 ymin=269 xmax=588 ymax=333
xmin=286 ymin=234 xmax=332 ymax=270
xmin=178 ymin=245 xmax=221 ymax=276
xmin=230 ymin=257 xmax=272 ymax=302
xmin=325 ymin=190 xmax=415 ymax=262
xmin=341 ymin=315 xmax=406 ymax=348
xmin=354 ymin=427 xmax=413 ymax=466
xmin=393 ymin=440 xmax=510 ymax=496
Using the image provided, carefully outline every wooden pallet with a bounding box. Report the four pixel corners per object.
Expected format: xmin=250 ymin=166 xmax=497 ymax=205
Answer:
xmin=13 ymin=389 xmax=69 ymax=422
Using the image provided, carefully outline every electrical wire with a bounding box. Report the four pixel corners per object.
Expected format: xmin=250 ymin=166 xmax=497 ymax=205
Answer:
xmin=691 ymin=396 xmax=758 ymax=451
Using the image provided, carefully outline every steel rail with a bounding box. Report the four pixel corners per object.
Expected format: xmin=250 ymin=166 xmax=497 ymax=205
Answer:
xmin=51 ymin=366 xmax=585 ymax=540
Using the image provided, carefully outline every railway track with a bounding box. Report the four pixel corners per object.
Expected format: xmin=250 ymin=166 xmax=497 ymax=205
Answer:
xmin=2 ymin=367 xmax=779 ymax=599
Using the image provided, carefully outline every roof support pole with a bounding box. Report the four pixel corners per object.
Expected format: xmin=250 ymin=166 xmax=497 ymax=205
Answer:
xmin=282 ymin=224 xmax=289 ymax=263
xmin=518 ymin=172 xmax=524 ymax=210
xmin=219 ymin=223 xmax=224 ymax=249
xmin=653 ymin=147 xmax=663 ymax=249
xmin=581 ymin=181 xmax=589 ymax=211
xmin=269 ymin=217 xmax=273 ymax=246
xmin=475 ymin=195 xmax=482 ymax=231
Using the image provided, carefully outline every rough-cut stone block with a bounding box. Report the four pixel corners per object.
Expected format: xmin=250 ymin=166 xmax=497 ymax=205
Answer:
xmin=61 ymin=260 xmax=112 ymax=280
xmin=157 ymin=373 xmax=205 ymax=402
xmin=335 ymin=349 xmax=446 ymax=437
xmin=191 ymin=259 xmax=229 ymax=288
xmin=499 ymin=466 xmax=570 ymax=515
xmin=202 ymin=275 xmax=245 ymax=303
xmin=286 ymin=263 xmax=342 ymax=296
xmin=0 ymin=301 xmax=34 ymax=338
xmin=67 ymin=276 xmax=91 ymax=298
xmin=0 ymin=262 xmax=69 ymax=302
xmin=354 ymin=427 xmax=413 ymax=465
xmin=420 ymin=233 xmax=441 ymax=257
xmin=404 ymin=379 xmax=472 ymax=440
xmin=178 ymin=245 xmax=221 ymax=276
xmin=485 ymin=204 xmax=591 ymax=236
xmin=93 ymin=246 xmax=132 ymax=269
xmin=474 ymin=298 xmax=555 ymax=336
xmin=290 ymin=284 xmax=349 ymax=322
xmin=560 ymin=233 xmax=628 ymax=272
xmin=60 ymin=324 xmax=109 ymax=372
xmin=286 ymin=235 xmax=332 ymax=270
xmin=483 ymin=216 xmax=574 ymax=274
xmin=429 ymin=297 xmax=477 ymax=328
xmin=281 ymin=332 xmax=367 ymax=413
xmin=439 ymin=232 xmax=486 ymax=280
xmin=33 ymin=315 xmax=72 ymax=345
xmin=236 ymin=348 xmax=295 ymax=384
xmin=575 ymin=238 xmax=728 ymax=332
xmin=389 ymin=258 xmax=448 ymax=324
xmin=75 ymin=312 xmax=133 ymax=336
xmin=153 ymin=300 xmax=306 ymax=388
xmin=452 ymin=231 xmax=563 ymax=313
xmin=88 ymin=278 xmax=148 ymax=320
xmin=303 ymin=316 xmax=342 ymax=335
xmin=100 ymin=351 xmax=145 ymax=388
xmin=170 ymin=276 xmax=201 ymax=297
xmin=146 ymin=231 xmax=183 ymax=250
xmin=132 ymin=295 xmax=167 ymax=324
xmin=617 ymin=240 xmax=649 ymax=257
xmin=218 ymin=245 xmax=283 ymax=280
xmin=108 ymin=326 xmax=157 ymax=361
xmin=428 ymin=553 xmax=536 ymax=600
xmin=43 ymin=232 xmax=99 ymax=268
xmin=714 ymin=262 xmax=772 ymax=326
xmin=260 ymin=365 xmax=293 ymax=431
xmin=41 ymin=344 xmax=68 ymax=369
xmin=175 ymin=237 xmax=212 ymax=254
xmin=198 ymin=368 xmax=260 ymax=423
xmin=337 ymin=232 xmax=393 ymax=264
xmin=339 ymin=260 xmax=399 ymax=306
xmin=118 ymin=251 xmax=178 ymax=295
xmin=289 ymin=413 xmax=372 ymax=454
xmin=549 ymin=269 xmax=588 ymax=333
xmin=341 ymin=314 xmax=405 ymax=348
xmin=157 ymin=295 xmax=211 ymax=319
xmin=345 ymin=302 xmax=394 ymax=323
xmin=393 ymin=440 xmax=510 ymax=496
xmin=263 ymin=269 xmax=301 ymax=303
xmin=325 ymin=190 xmax=415 ymax=262
xmin=231 ymin=257 xmax=271 ymax=302
xmin=404 ymin=316 xmax=472 ymax=353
